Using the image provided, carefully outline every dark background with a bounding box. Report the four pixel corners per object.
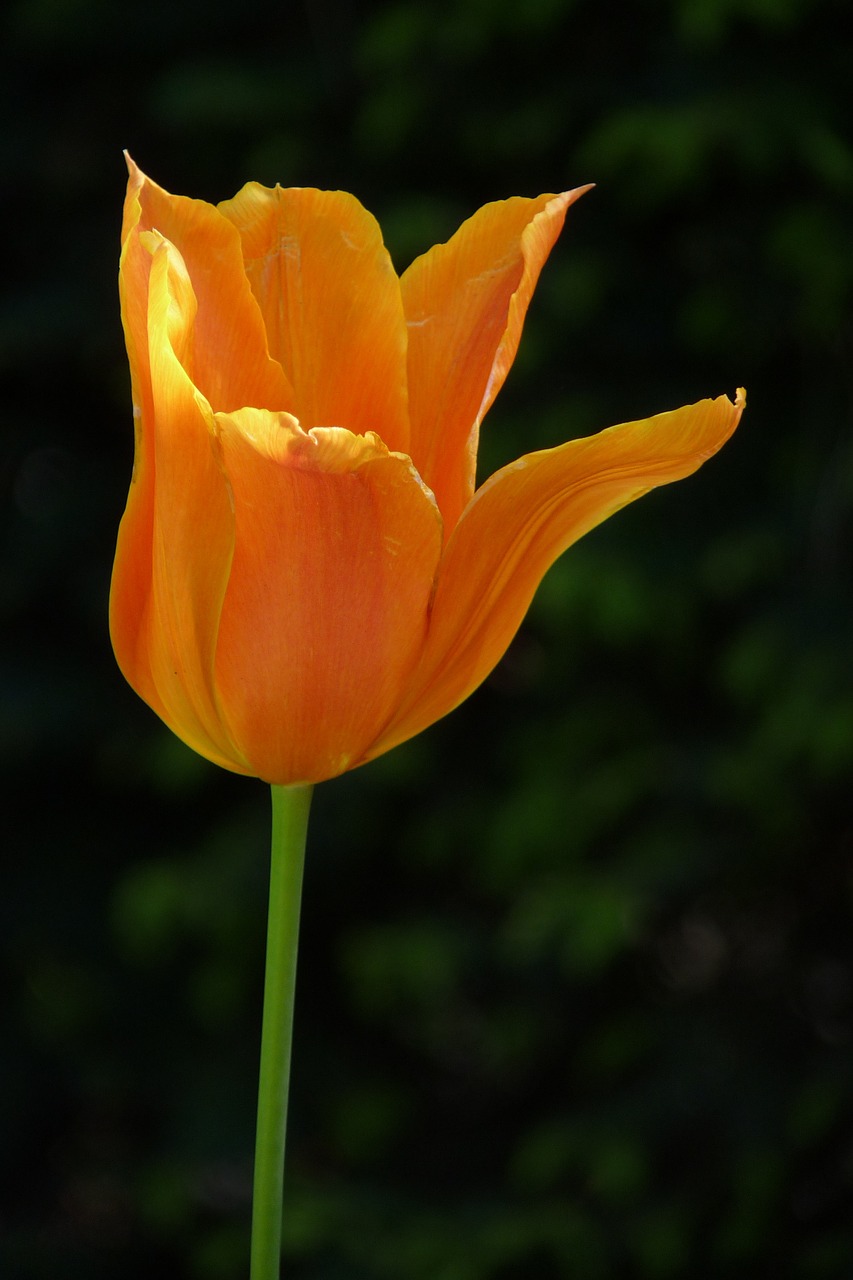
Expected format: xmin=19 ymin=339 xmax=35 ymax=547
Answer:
xmin=2 ymin=0 xmax=852 ymax=1276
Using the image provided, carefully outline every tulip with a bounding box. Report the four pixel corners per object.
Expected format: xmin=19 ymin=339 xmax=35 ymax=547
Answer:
xmin=111 ymin=158 xmax=744 ymax=786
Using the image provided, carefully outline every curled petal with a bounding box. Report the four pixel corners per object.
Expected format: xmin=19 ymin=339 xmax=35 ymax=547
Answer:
xmin=123 ymin=156 xmax=293 ymax=414
xmin=218 ymin=184 xmax=410 ymax=453
xmin=110 ymin=234 xmax=246 ymax=772
xmin=212 ymin=412 xmax=443 ymax=784
xmin=401 ymin=187 xmax=590 ymax=535
xmin=369 ymin=390 xmax=745 ymax=757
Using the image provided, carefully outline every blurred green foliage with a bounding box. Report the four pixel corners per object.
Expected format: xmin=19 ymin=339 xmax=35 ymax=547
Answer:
xmin=2 ymin=0 xmax=852 ymax=1276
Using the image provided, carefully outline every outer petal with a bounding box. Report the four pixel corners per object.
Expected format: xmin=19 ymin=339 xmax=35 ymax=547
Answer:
xmin=212 ymin=413 xmax=443 ymax=784
xmin=401 ymin=187 xmax=590 ymax=536
xmin=367 ymin=390 xmax=745 ymax=758
xmin=218 ymin=185 xmax=410 ymax=453
xmin=110 ymin=232 xmax=250 ymax=773
xmin=123 ymin=156 xmax=293 ymax=414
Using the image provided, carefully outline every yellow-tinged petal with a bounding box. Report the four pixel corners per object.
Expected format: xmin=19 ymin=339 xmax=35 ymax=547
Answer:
xmin=110 ymin=233 xmax=249 ymax=774
xmin=218 ymin=184 xmax=411 ymax=453
xmin=401 ymin=187 xmax=590 ymax=536
xmin=110 ymin=225 xmax=157 ymax=714
xmin=123 ymin=155 xmax=293 ymax=414
xmin=368 ymin=390 xmax=745 ymax=758
xmin=211 ymin=412 xmax=443 ymax=784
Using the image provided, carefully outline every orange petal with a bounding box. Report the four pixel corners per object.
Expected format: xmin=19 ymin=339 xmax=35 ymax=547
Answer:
xmin=401 ymin=187 xmax=590 ymax=535
xmin=218 ymin=184 xmax=410 ymax=454
xmin=212 ymin=412 xmax=443 ymax=784
xmin=110 ymin=232 xmax=249 ymax=774
xmin=368 ymin=390 xmax=745 ymax=758
xmin=123 ymin=155 xmax=293 ymax=414
xmin=111 ymin=224 xmax=157 ymax=717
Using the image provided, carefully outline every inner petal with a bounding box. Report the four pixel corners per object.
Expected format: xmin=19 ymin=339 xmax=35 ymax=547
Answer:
xmin=219 ymin=185 xmax=411 ymax=454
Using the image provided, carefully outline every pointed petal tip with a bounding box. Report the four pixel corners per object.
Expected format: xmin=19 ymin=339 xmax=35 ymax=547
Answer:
xmin=550 ymin=183 xmax=595 ymax=214
xmin=122 ymin=153 xmax=147 ymax=214
xmin=537 ymin=186 xmax=592 ymax=223
xmin=565 ymin=182 xmax=595 ymax=200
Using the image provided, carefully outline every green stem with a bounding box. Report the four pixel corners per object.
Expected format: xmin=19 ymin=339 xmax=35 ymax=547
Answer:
xmin=250 ymin=783 xmax=314 ymax=1280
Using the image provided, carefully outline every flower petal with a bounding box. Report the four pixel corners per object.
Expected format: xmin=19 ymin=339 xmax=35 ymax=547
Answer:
xmin=123 ymin=156 xmax=293 ymax=414
xmin=110 ymin=231 xmax=249 ymax=773
xmin=212 ymin=412 xmax=443 ymax=784
xmin=218 ymin=184 xmax=410 ymax=453
xmin=368 ymin=390 xmax=745 ymax=757
xmin=401 ymin=187 xmax=590 ymax=535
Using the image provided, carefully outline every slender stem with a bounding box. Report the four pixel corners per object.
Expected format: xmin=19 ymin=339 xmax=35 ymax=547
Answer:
xmin=250 ymin=783 xmax=314 ymax=1280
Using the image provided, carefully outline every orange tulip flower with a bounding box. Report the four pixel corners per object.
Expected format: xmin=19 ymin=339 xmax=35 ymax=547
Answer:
xmin=110 ymin=159 xmax=744 ymax=786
